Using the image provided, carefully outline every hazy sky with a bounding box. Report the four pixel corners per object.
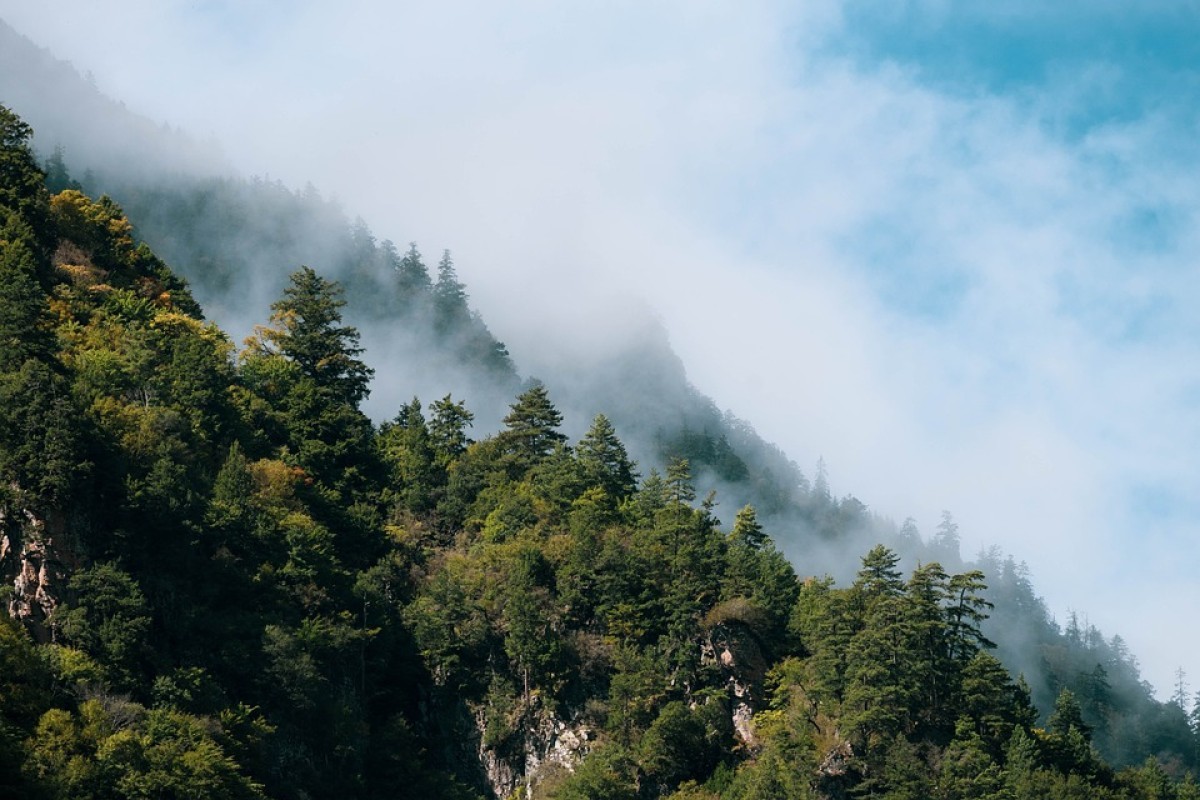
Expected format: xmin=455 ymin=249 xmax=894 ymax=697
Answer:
xmin=4 ymin=1 xmax=1200 ymax=696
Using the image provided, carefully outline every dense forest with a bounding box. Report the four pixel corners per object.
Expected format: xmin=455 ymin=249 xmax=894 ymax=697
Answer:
xmin=1 ymin=37 xmax=1199 ymax=799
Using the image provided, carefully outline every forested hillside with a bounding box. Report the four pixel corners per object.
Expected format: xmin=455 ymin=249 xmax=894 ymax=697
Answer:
xmin=3 ymin=99 xmax=1200 ymax=800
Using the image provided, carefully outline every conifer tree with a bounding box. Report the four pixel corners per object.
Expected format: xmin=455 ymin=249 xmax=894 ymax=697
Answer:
xmin=665 ymin=458 xmax=696 ymax=506
xmin=577 ymin=413 xmax=637 ymax=502
xmin=933 ymin=510 xmax=962 ymax=564
xmin=730 ymin=505 xmax=767 ymax=550
xmin=433 ymin=249 xmax=468 ymax=329
xmin=946 ymin=570 xmax=996 ymax=662
xmin=0 ymin=215 xmax=53 ymax=369
xmin=0 ymin=359 xmax=85 ymax=507
xmin=242 ymin=266 xmax=379 ymax=513
xmin=256 ymin=265 xmax=373 ymax=406
xmin=500 ymin=383 xmax=566 ymax=470
xmin=1049 ymin=689 xmax=1091 ymax=741
xmin=395 ymin=241 xmax=432 ymax=298
xmin=379 ymin=397 xmax=439 ymax=513
xmin=429 ymin=393 xmax=474 ymax=463
xmin=0 ymin=105 xmax=52 ymax=251
xmin=854 ymin=544 xmax=904 ymax=598
xmin=42 ymin=145 xmax=80 ymax=194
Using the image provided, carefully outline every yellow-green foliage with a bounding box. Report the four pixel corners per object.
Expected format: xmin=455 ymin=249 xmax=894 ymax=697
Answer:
xmin=23 ymin=700 xmax=266 ymax=800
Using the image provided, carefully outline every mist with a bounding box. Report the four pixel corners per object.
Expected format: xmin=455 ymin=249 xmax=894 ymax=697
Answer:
xmin=3 ymin=2 xmax=1199 ymax=698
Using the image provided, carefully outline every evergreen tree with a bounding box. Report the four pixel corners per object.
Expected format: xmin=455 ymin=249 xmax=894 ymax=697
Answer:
xmin=395 ymin=241 xmax=432 ymax=298
xmin=43 ymin=145 xmax=80 ymax=194
xmin=1049 ymin=689 xmax=1092 ymax=741
xmin=664 ymin=457 xmax=697 ymax=506
xmin=854 ymin=544 xmax=904 ymax=598
xmin=905 ymin=560 xmax=953 ymax=732
xmin=945 ymin=569 xmax=995 ymax=662
xmin=433 ymin=249 xmax=468 ymax=330
xmin=429 ymin=393 xmax=474 ymax=463
xmin=254 ymin=265 xmax=373 ymax=406
xmin=0 ymin=359 xmax=85 ymax=507
xmin=500 ymin=383 xmax=566 ymax=470
xmin=730 ymin=505 xmax=767 ymax=550
xmin=576 ymin=413 xmax=637 ymax=502
xmin=0 ymin=215 xmax=54 ymax=369
xmin=379 ymin=397 xmax=440 ymax=513
xmin=813 ymin=456 xmax=830 ymax=500
xmin=503 ymin=547 xmax=562 ymax=698
xmin=53 ymin=564 xmax=152 ymax=690
xmin=933 ymin=510 xmax=962 ymax=565
xmin=0 ymin=105 xmax=52 ymax=251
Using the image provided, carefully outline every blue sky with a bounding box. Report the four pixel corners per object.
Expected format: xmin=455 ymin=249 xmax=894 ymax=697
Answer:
xmin=2 ymin=0 xmax=1199 ymax=696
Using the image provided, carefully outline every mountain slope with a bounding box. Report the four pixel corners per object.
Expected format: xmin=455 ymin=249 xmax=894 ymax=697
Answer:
xmin=0 ymin=21 xmax=1197 ymax=797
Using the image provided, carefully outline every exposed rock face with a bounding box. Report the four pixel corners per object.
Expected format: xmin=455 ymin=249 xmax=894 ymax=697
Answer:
xmin=1 ymin=504 xmax=82 ymax=641
xmin=705 ymin=620 xmax=769 ymax=749
xmin=477 ymin=731 xmax=519 ymax=800
xmin=475 ymin=694 xmax=591 ymax=799
xmin=817 ymin=739 xmax=853 ymax=777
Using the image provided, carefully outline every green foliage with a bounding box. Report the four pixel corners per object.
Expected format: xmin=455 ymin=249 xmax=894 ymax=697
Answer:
xmin=855 ymin=543 xmax=904 ymax=597
xmin=0 ymin=104 xmax=52 ymax=250
xmin=0 ymin=618 xmax=48 ymax=796
xmin=577 ymin=413 xmax=638 ymax=502
xmin=0 ymin=357 xmax=87 ymax=506
xmin=433 ymin=249 xmax=469 ymax=331
xmin=394 ymin=241 xmax=432 ymax=299
xmin=637 ymin=700 xmax=728 ymax=792
xmin=54 ymin=563 xmax=151 ymax=689
xmin=729 ymin=505 xmax=766 ymax=550
xmin=429 ymin=393 xmax=475 ymax=461
xmin=253 ymin=265 xmax=373 ymax=406
xmin=0 ymin=213 xmax=54 ymax=368
xmin=546 ymin=744 xmax=639 ymax=800
xmin=379 ymin=397 xmax=440 ymax=513
xmin=22 ymin=699 xmax=266 ymax=800
xmin=503 ymin=546 xmax=565 ymax=694
xmin=500 ymin=383 xmax=567 ymax=471
xmin=1049 ymin=689 xmax=1092 ymax=741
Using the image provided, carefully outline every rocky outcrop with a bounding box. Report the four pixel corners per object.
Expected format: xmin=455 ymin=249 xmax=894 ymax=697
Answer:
xmin=475 ymin=694 xmax=591 ymax=799
xmin=1 ymin=503 xmax=83 ymax=641
xmin=704 ymin=620 xmax=769 ymax=750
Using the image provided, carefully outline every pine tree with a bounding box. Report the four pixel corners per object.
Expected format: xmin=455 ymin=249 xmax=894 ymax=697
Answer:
xmin=813 ymin=456 xmax=830 ymax=500
xmin=395 ymin=241 xmax=431 ymax=298
xmin=500 ymin=383 xmax=566 ymax=470
xmin=0 ymin=105 xmax=52 ymax=252
xmin=576 ymin=414 xmax=637 ymax=502
xmin=0 ymin=359 xmax=85 ymax=507
xmin=432 ymin=249 xmax=468 ymax=330
xmin=933 ymin=510 xmax=962 ymax=564
xmin=730 ymin=504 xmax=767 ymax=550
xmin=1049 ymin=689 xmax=1091 ymax=740
xmin=945 ymin=570 xmax=995 ymax=662
xmin=665 ymin=458 xmax=697 ymax=506
xmin=255 ymin=265 xmax=373 ymax=406
xmin=854 ymin=545 xmax=904 ymax=598
xmin=0 ymin=215 xmax=54 ymax=369
xmin=428 ymin=393 xmax=474 ymax=463
xmin=378 ymin=397 xmax=439 ymax=513
xmin=43 ymin=145 xmax=80 ymax=194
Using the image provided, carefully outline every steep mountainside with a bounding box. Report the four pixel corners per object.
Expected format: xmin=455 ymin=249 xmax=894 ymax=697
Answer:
xmin=1 ymin=20 xmax=1198 ymax=800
